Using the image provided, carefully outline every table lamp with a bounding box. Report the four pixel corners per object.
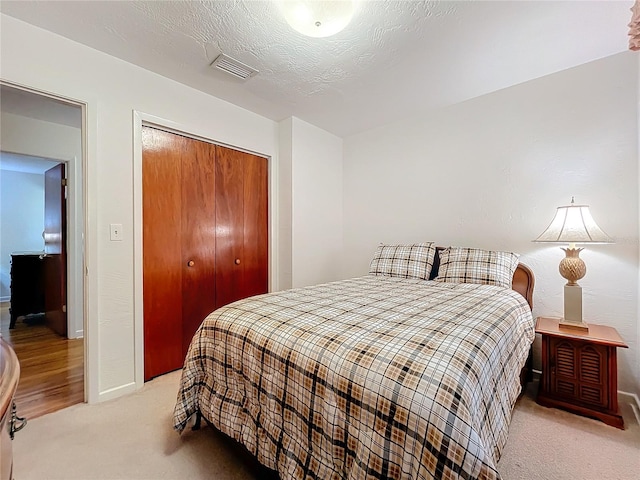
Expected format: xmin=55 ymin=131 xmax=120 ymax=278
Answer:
xmin=533 ymin=197 xmax=613 ymax=331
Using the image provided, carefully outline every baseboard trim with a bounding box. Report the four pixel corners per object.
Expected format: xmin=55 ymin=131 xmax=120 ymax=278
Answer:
xmin=98 ymin=382 xmax=136 ymax=403
xmin=619 ymin=390 xmax=640 ymax=425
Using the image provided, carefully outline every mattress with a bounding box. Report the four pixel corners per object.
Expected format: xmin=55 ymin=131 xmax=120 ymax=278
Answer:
xmin=173 ymin=275 xmax=534 ymax=479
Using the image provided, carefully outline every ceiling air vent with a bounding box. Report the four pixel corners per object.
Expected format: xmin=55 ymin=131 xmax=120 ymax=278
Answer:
xmin=210 ymin=53 xmax=259 ymax=80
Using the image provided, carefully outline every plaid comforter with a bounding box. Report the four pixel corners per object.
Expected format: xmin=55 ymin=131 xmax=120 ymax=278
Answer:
xmin=173 ymin=275 xmax=534 ymax=480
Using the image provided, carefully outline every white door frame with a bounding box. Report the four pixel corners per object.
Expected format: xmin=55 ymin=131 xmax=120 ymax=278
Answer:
xmin=0 ymin=80 xmax=92 ymax=402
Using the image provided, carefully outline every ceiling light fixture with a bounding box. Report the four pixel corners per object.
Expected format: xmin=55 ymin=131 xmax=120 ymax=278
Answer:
xmin=278 ymin=0 xmax=357 ymax=38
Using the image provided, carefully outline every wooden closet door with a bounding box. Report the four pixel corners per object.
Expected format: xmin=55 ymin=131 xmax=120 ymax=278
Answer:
xmin=143 ymin=127 xmax=184 ymax=380
xmin=143 ymin=127 xmax=219 ymax=380
xmin=143 ymin=130 xmax=266 ymax=379
xmin=242 ymin=155 xmax=269 ymax=298
xmin=180 ymin=138 xmax=216 ymax=356
xmin=215 ymin=146 xmax=245 ymax=309
xmin=215 ymin=147 xmax=268 ymax=308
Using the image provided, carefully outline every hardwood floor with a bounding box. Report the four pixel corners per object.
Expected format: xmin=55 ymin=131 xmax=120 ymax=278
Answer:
xmin=0 ymin=302 xmax=83 ymax=420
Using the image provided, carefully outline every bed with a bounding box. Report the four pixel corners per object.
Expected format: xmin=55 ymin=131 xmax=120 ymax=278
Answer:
xmin=173 ymin=244 xmax=535 ymax=480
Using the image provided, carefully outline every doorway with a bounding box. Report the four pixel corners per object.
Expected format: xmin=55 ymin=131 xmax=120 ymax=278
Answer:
xmin=0 ymin=83 xmax=85 ymax=419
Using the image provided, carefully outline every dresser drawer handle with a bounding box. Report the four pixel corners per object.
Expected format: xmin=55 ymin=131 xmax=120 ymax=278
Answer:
xmin=10 ymin=401 xmax=27 ymax=439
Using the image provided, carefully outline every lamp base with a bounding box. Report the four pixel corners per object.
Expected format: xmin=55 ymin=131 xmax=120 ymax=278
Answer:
xmin=564 ymin=284 xmax=583 ymax=323
xmin=558 ymin=319 xmax=589 ymax=332
xmin=561 ymin=284 xmax=588 ymax=331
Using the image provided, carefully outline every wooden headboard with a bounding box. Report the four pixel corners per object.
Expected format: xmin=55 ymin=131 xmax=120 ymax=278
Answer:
xmin=430 ymin=247 xmax=534 ymax=310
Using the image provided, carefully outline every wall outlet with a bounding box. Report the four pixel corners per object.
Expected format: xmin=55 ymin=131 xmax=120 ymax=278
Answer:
xmin=110 ymin=223 xmax=123 ymax=241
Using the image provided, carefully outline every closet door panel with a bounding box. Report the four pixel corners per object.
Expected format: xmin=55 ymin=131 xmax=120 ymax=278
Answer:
xmin=181 ymin=139 xmax=217 ymax=356
xmin=243 ymin=154 xmax=269 ymax=298
xmin=142 ymin=127 xmax=184 ymax=380
xmin=215 ymin=146 xmax=245 ymax=309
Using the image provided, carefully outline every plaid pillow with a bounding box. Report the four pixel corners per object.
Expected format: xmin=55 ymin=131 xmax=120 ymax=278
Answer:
xmin=369 ymin=243 xmax=436 ymax=280
xmin=435 ymin=247 xmax=519 ymax=288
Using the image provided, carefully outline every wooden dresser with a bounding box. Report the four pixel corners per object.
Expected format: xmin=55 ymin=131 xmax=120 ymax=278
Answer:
xmin=1 ymin=337 xmax=21 ymax=480
xmin=9 ymin=252 xmax=46 ymax=329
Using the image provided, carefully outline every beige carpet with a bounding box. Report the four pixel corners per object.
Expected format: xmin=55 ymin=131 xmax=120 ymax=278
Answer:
xmin=12 ymin=371 xmax=640 ymax=480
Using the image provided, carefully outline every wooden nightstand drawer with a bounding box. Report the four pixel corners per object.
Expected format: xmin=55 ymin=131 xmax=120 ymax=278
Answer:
xmin=536 ymin=317 xmax=627 ymax=429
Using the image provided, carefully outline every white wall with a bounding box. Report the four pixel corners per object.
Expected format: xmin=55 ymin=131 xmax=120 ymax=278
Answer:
xmin=0 ymin=170 xmax=45 ymax=299
xmin=283 ymin=117 xmax=344 ymax=287
xmin=343 ymin=51 xmax=640 ymax=396
xmin=278 ymin=118 xmax=294 ymax=290
xmin=0 ymin=14 xmax=282 ymax=402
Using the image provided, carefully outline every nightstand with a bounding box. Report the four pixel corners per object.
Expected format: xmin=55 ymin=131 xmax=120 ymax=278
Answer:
xmin=535 ymin=317 xmax=628 ymax=429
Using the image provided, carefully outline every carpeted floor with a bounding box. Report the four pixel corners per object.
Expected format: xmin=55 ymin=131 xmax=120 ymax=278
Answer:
xmin=12 ymin=371 xmax=640 ymax=480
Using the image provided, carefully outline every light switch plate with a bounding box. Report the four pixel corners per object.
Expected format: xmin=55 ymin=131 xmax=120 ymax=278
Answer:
xmin=110 ymin=223 xmax=123 ymax=241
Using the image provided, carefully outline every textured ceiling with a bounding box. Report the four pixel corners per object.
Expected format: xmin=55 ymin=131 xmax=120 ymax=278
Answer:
xmin=0 ymin=1 xmax=633 ymax=136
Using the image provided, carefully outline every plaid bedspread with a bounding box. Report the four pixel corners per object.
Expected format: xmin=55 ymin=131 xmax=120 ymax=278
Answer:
xmin=173 ymin=275 xmax=534 ymax=480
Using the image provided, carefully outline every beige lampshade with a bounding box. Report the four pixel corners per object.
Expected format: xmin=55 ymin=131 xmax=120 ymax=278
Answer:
xmin=534 ymin=198 xmax=613 ymax=245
